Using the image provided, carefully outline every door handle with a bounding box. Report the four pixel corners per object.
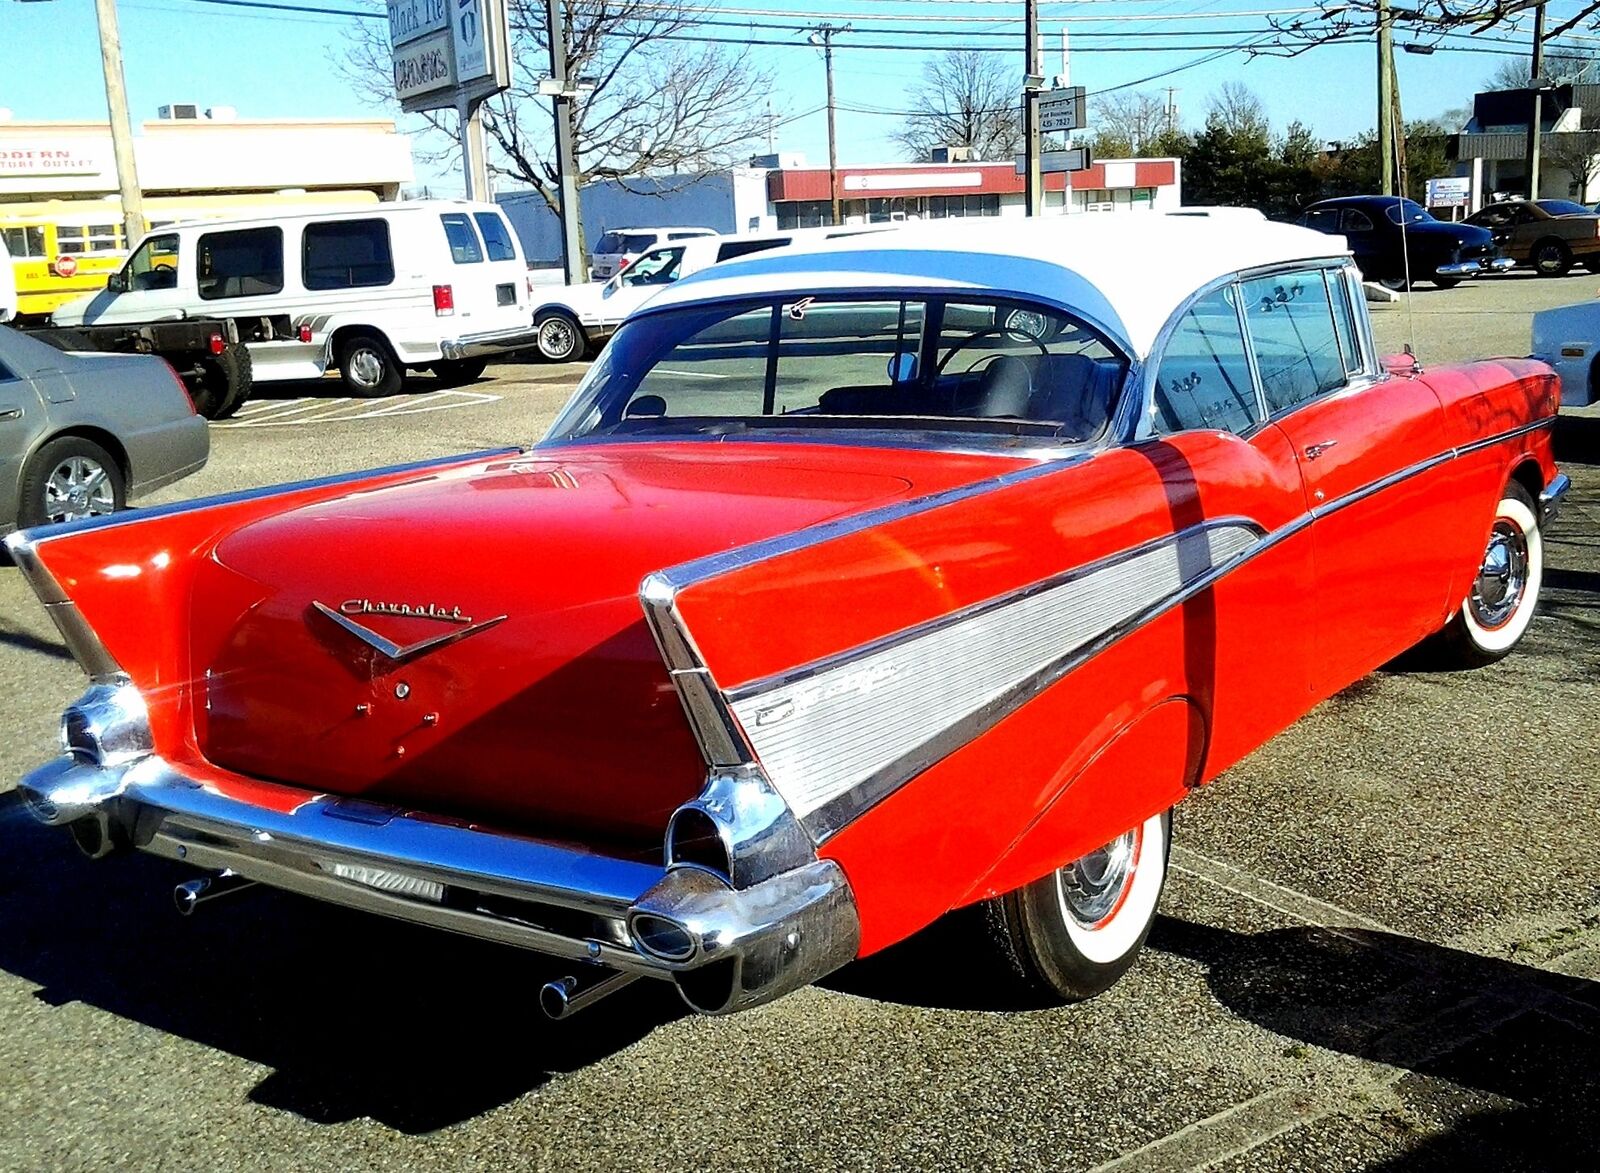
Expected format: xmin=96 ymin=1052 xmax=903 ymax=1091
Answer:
xmin=1304 ymin=440 xmax=1338 ymax=459
xmin=0 ymin=406 xmax=21 ymax=422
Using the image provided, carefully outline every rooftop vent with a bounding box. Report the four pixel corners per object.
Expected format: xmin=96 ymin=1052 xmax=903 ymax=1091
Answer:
xmin=157 ymin=103 xmax=200 ymax=120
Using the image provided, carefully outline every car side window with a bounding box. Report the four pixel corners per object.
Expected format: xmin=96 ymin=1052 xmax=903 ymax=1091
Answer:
xmin=621 ymin=247 xmax=685 ymax=286
xmin=1301 ymin=208 xmax=1340 ymax=233
xmin=1340 ymin=209 xmax=1375 ymax=233
xmin=1327 ymin=270 xmax=1365 ymax=377
xmin=0 ymin=358 xmax=16 ymax=382
xmin=716 ymin=238 xmax=789 ymax=262
xmin=472 ymin=212 xmax=518 ymax=262
xmin=303 ymin=219 xmax=395 ymax=290
xmin=1152 ymin=286 xmax=1261 ymax=435
xmin=440 ymin=213 xmax=484 ymax=264
xmin=1240 ymin=271 xmax=1348 ymax=415
xmin=126 ymin=233 xmax=179 ymax=291
xmin=196 ymin=227 xmax=284 ymax=300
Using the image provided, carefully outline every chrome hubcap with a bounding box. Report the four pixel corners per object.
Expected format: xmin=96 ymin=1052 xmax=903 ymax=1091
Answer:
xmin=1059 ymin=827 xmax=1140 ymax=928
xmin=44 ymin=456 xmax=114 ymax=523
xmin=541 ymin=320 xmax=574 ymax=356
xmin=1470 ymin=520 xmax=1528 ymax=629
xmin=349 ymin=349 xmax=385 ymax=387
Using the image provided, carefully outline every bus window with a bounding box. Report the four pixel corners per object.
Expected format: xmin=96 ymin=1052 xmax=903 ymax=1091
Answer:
xmin=126 ymin=233 xmax=180 ymax=291
xmin=2 ymin=226 xmax=46 ymax=259
xmin=58 ymin=224 xmax=121 ymax=254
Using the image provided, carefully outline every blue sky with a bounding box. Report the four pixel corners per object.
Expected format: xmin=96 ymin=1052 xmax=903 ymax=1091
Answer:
xmin=1 ymin=0 xmax=1585 ymax=191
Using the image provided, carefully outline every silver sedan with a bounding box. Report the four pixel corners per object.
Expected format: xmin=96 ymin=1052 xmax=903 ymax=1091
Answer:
xmin=0 ymin=326 xmax=209 ymax=533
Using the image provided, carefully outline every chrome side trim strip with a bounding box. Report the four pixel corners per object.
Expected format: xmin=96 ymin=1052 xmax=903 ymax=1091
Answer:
xmin=1453 ymin=415 xmax=1553 ymax=458
xmin=639 ymin=573 xmax=758 ymax=769
xmin=656 ymin=458 xmax=1078 ymax=592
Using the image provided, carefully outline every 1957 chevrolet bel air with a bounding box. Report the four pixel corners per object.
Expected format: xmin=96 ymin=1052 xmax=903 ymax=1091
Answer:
xmin=8 ymin=218 xmax=1568 ymax=1019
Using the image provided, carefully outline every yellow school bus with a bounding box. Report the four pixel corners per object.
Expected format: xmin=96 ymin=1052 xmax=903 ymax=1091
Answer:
xmin=1 ymin=190 xmax=383 ymax=321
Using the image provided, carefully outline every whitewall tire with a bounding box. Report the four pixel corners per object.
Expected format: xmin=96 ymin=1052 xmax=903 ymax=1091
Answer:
xmin=1430 ymin=482 xmax=1543 ymax=667
xmin=984 ymin=809 xmax=1172 ymax=1002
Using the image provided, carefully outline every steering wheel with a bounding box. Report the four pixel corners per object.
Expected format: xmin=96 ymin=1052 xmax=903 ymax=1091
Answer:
xmin=935 ymin=326 xmax=1050 ymax=376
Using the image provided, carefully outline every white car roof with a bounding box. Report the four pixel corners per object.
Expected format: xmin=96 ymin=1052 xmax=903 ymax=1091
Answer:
xmin=641 ymin=216 xmax=1348 ymax=360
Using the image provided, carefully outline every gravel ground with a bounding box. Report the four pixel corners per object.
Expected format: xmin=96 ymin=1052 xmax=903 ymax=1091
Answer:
xmin=0 ymin=269 xmax=1595 ymax=1172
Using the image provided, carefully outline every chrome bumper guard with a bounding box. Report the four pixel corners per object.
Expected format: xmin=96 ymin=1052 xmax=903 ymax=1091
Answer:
xmin=1436 ymin=260 xmax=1486 ymax=278
xmin=439 ymin=324 xmax=542 ymax=360
xmin=17 ymin=751 xmax=860 ymax=1015
xmin=1487 ymin=257 xmax=1517 ymax=273
xmin=1542 ymin=472 xmax=1571 ymax=525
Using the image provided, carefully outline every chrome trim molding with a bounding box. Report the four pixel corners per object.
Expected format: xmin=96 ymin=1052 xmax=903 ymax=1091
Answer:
xmin=640 ymin=573 xmax=757 ymax=769
xmin=1541 ymin=472 xmax=1571 ymax=524
xmin=728 ymin=520 xmax=1263 ymax=839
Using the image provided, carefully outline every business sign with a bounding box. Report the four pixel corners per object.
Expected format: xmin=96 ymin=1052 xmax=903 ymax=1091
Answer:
xmin=0 ymin=142 xmax=109 ymax=178
xmin=1038 ymin=86 xmax=1087 ymax=135
xmin=843 ymin=171 xmax=984 ymax=192
xmin=390 ymin=0 xmax=509 ymax=113
xmin=1426 ymin=176 xmax=1472 ymax=208
xmin=1015 ymin=147 xmax=1092 ymax=175
xmin=387 ymin=0 xmax=449 ymax=46
xmin=393 ymin=28 xmax=456 ymax=103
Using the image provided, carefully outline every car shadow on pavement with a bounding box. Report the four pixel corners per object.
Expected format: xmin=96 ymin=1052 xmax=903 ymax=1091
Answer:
xmin=0 ymin=797 xmax=684 ymax=1133
xmin=1147 ymin=916 xmax=1600 ymax=1167
xmin=1554 ymin=413 xmax=1600 ymax=465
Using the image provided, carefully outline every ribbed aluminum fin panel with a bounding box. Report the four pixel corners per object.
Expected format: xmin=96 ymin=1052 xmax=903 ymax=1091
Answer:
xmin=730 ymin=524 xmax=1260 ymax=820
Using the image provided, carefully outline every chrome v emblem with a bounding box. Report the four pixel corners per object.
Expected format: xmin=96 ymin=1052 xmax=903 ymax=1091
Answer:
xmin=311 ymin=601 xmax=508 ymax=664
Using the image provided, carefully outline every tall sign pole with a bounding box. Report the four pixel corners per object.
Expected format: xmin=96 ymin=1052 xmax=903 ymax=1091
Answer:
xmin=546 ymin=0 xmax=585 ymax=283
xmin=1526 ymin=1 xmax=1547 ymax=200
xmin=1377 ymin=0 xmax=1394 ymax=195
xmin=94 ymin=0 xmax=146 ymax=248
xmin=1024 ymin=0 xmax=1042 ymax=215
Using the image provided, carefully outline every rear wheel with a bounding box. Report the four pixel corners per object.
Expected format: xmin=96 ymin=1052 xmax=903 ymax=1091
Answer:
xmin=1377 ymin=275 xmax=1412 ymax=292
xmin=982 ymin=809 xmax=1172 ymax=1002
xmin=1432 ymin=277 xmax=1462 ymax=290
xmin=17 ymin=436 xmax=126 ymax=529
xmin=337 ymin=331 xmax=403 ymax=397
xmin=535 ymin=310 xmax=586 ymax=363
xmin=1532 ymin=238 xmax=1572 ymax=277
xmin=430 ymin=357 xmax=489 ymax=386
xmin=1424 ymin=482 xmax=1543 ymax=667
xmin=193 ymin=342 xmax=252 ymax=420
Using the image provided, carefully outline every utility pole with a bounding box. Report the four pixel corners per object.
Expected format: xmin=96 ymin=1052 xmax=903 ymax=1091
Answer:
xmin=1377 ymin=0 xmax=1395 ymax=195
xmin=1023 ymin=0 xmax=1042 ymax=215
xmin=1165 ymin=88 xmax=1179 ymax=137
xmin=1526 ymin=1 xmax=1547 ymax=200
xmin=811 ymin=24 xmax=847 ymax=226
xmin=546 ymin=0 xmax=585 ymax=285
xmin=94 ymin=0 xmax=146 ymax=249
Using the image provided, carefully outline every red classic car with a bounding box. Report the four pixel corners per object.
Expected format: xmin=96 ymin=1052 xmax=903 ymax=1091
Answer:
xmin=8 ymin=218 xmax=1567 ymax=1019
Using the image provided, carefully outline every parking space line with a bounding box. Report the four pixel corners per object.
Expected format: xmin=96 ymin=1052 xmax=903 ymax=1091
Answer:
xmin=218 ymin=398 xmax=351 ymax=427
xmin=656 ymin=368 xmax=730 ymax=379
xmin=232 ymin=397 xmax=305 ymax=417
xmin=213 ymin=390 xmax=498 ymax=428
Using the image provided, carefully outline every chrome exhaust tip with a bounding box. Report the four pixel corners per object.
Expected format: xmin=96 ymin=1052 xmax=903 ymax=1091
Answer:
xmin=173 ymin=870 xmax=256 ymax=916
xmin=538 ymin=971 xmax=639 ymax=1020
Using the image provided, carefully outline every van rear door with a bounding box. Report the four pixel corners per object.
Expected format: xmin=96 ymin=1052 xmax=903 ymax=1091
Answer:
xmin=438 ymin=209 xmax=524 ymax=330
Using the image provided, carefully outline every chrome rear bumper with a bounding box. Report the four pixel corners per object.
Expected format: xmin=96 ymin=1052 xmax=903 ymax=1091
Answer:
xmin=18 ymin=749 xmax=860 ymax=1014
xmin=1542 ymin=472 xmax=1571 ymax=525
xmin=439 ymin=324 xmax=541 ymax=360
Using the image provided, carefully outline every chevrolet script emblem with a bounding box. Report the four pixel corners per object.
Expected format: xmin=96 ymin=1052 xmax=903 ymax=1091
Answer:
xmin=312 ymin=599 xmax=507 ymax=664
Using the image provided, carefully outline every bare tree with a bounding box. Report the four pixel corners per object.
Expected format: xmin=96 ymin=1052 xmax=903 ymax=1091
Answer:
xmin=1089 ymin=90 xmax=1172 ymax=157
xmin=1207 ymin=82 xmax=1271 ymax=141
xmin=1545 ymin=129 xmax=1600 ymax=197
xmin=1489 ymin=43 xmax=1600 ymax=87
xmin=894 ymin=50 xmax=1021 ymax=162
xmin=338 ymin=1 xmax=773 ymax=214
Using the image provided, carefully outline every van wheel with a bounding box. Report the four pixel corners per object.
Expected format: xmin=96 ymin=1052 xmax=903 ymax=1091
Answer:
xmin=194 ymin=343 xmax=253 ymax=420
xmin=431 ymin=357 xmax=489 ymax=386
xmin=18 ymin=437 xmax=126 ymax=529
xmin=338 ymin=332 xmax=402 ymax=397
xmin=535 ymin=311 xmax=586 ymax=363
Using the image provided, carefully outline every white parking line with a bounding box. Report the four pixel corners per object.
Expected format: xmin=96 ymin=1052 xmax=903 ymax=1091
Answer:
xmin=655 ymin=367 xmax=730 ymax=379
xmin=232 ymin=397 xmax=306 ymax=417
xmin=214 ymin=389 xmax=499 ymax=428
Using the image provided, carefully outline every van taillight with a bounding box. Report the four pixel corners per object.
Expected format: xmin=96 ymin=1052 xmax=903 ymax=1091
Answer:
xmin=617 ymin=256 xmax=631 ymax=272
xmin=208 ymin=332 xmax=225 ymax=356
xmin=433 ymin=284 xmax=455 ymax=316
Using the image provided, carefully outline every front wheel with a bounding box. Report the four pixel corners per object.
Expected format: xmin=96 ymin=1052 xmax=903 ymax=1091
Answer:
xmin=983 ymin=809 xmax=1172 ymax=1003
xmin=1425 ymin=482 xmax=1543 ymax=667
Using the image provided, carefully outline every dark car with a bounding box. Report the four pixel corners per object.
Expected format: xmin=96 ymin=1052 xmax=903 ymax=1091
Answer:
xmin=1295 ymin=196 xmax=1514 ymax=290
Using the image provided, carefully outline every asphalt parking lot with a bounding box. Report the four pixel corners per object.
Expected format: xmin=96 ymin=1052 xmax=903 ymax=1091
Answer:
xmin=0 ymin=270 xmax=1596 ymax=1171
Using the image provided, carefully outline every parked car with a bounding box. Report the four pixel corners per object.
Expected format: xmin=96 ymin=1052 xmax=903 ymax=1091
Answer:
xmin=1295 ymin=195 xmax=1513 ymax=289
xmin=1531 ymin=297 xmax=1600 ymax=405
xmin=589 ymin=226 xmax=717 ymax=280
xmin=8 ymin=217 xmax=1564 ymax=1021
xmin=1465 ymin=199 xmax=1600 ymax=276
xmin=51 ymin=200 xmax=536 ymax=398
xmin=531 ymin=224 xmax=896 ymax=361
xmin=0 ymin=325 xmax=207 ymax=532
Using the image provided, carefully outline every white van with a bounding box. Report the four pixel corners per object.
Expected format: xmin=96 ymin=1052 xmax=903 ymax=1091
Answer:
xmin=589 ymin=226 xmax=716 ymax=280
xmin=533 ymin=224 xmax=897 ymax=361
xmin=51 ymin=200 xmax=537 ymax=396
xmin=0 ymin=237 xmax=15 ymax=323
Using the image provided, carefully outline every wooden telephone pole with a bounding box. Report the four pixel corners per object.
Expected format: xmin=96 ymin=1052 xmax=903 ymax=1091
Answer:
xmin=94 ymin=0 xmax=146 ymax=249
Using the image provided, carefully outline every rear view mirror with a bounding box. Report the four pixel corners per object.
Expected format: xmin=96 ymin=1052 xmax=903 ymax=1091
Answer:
xmin=887 ymin=352 xmax=917 ymax=382
xmin=106 ymin=271 xmax=127 ymax=294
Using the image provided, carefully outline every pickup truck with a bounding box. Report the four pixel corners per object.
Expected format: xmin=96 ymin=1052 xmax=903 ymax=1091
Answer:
xmin=530 ymin=224 xmax=895 ymax=362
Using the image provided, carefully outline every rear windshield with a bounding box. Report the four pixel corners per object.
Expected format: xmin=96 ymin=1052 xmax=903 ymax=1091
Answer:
xmin=1538 ymin=199 xmax=1591 ymax=216
xmin=440 ymin=213 xmax=484 ymax=264
xmin=546 ymin=294 xmax=1128 ymax=446
xmin=596 ymin=232 xmax=657 ymax=254
xmin=473 ymin=212 xmax=518 ymax=261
